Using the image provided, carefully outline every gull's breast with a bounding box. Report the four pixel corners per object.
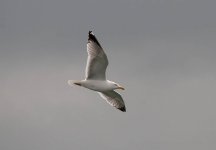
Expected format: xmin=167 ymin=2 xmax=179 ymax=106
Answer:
xmin=82 ymin=80 xmax=110 ymax=92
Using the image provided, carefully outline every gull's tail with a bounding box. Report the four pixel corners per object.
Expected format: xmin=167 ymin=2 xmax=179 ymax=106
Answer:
xmin=68 ymin=80 xmax=82 ymax=86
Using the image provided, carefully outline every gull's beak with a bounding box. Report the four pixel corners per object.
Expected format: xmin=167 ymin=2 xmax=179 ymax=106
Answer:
xmin=117 ymin=86 xmax=125 ymax=90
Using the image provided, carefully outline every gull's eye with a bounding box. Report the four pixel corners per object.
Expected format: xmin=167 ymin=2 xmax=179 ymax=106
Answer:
xmin=114 ymin=84 xmax=118 ymax=86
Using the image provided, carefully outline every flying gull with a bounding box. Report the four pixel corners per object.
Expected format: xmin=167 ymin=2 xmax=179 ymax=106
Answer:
xmin=68 ymin=31 xmax=126 ymax=112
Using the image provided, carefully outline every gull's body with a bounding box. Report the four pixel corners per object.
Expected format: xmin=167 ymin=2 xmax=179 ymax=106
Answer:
xmin=72 ymin=80 xmax=119 ymax=92
xmin=68 ymin=31 xmax=126 ymax=112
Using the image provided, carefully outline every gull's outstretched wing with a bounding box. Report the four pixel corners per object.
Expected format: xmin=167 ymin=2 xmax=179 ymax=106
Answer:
xmin=85 ymin=31 xmax=108 ymax=80
xmin=98 ymin=91 xmax=126 ymax=112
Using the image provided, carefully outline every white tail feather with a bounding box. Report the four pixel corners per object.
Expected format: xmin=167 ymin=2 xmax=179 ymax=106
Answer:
xmin=68 ymin=80 xmax=81 ymax=86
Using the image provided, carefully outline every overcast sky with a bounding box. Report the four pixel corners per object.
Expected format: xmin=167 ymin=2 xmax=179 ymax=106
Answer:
xmin=1 ymin=0 xmax=216 ymax=150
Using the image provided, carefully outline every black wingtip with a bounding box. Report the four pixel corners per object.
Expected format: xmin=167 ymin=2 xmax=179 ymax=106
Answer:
xmin=89 ymin=30 xmax=93 ymax=35
xmin=118 ymin=106 xmax=126 ymax=112
xmin=88 ymin=31 xmax=102 ymax=48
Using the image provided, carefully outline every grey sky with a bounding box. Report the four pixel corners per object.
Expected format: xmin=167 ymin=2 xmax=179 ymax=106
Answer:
xmin=1 ymin=0 xmax=216 ymax=150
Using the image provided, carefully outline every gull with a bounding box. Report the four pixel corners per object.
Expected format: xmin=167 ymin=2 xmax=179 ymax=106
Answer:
xmin=68 ymin=31 xmax=126 ymax=112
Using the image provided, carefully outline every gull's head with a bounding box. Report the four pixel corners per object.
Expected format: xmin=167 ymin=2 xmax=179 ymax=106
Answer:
xmin=109 ymin=81 xmax=125 ymax=90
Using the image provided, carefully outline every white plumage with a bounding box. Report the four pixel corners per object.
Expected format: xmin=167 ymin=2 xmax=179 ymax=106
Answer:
xmin=68 ymin=31 xmax=126 ymax=112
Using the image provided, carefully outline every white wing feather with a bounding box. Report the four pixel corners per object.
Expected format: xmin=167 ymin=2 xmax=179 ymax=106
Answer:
xmin=99 ymin=91 xmax=126 ymax=112
xmin=85 ymin=31 xmax=108 ymax=80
